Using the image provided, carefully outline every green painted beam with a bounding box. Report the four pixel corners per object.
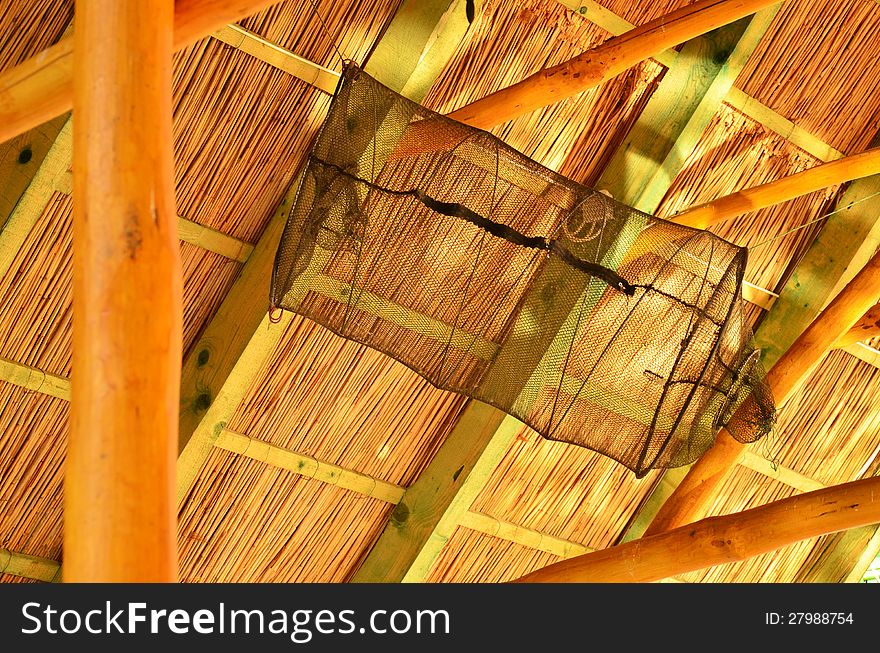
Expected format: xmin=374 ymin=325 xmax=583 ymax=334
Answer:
xmin=176 ymin=0 xmax=475 ymax=500
xmin=0 ymin=547 xmax=61 ymax=583
xmin=364 ymin=0 xmax=476 ymax=103
xmin=845 ymin=526 xmax=880 ymax=583
xmin=794 ymin=524 xmax=880 ymax=583
xmin=755 ymin=176 xmax=880 ymax=368
xmin=0 ymin=116 xmax=71 ymax=282
xmin=353 ymin=10 xmax=780 ymax=582
xmin=0 ymin=114 xmax=69 ymax=231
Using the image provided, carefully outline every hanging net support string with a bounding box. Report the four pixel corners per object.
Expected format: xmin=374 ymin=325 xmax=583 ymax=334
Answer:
xmin=747 ymin=189 xmax=880 ymax=252
xmin=306 ymin=0 xmax=348 ymax=67
xmin=311 ymin=157 xmax=637 ymax=296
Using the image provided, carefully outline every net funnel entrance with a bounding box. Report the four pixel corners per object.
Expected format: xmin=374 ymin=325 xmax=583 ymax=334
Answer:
xmin=271 ymin=64 xmax=775 ymax=477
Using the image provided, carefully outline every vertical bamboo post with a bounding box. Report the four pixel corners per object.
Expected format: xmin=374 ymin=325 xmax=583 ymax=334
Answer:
xmin=65 ymin=0 xmax=180 ymax=581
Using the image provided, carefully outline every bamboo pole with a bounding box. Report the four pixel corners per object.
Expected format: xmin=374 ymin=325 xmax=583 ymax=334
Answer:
xmin=643 ymin=246 xmax=880 ymax=537
xmin=672 ymin=147 xmax=880 ymax=229
xmin=0 ymin=0 xmax=282 ymax=144
xmin=514 ymin=474 xmax=880 ymax=583
xmin=65 ymin=0 xmax=181 ymax=582
xmin=447 ymin=0 xmax=779 ymax=129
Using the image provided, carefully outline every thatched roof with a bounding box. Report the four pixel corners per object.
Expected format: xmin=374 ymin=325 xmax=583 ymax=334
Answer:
xmin=3 ymin=0 xmax=880 ymax=583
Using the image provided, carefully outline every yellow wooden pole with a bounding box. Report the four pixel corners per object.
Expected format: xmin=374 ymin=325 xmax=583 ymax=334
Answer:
xmin=447 ymin=0 xmax=778 ymax=129
xmin=514 ymin=474 xmax=880 ymax=583
xmin=0 ymin=0 xmax=282 ymax=144
xmin=673 ymin=147 xmax=880 ymax=229
xmin=644 ymin=247 xmax=880 ymax=537
xmin=834 ymin=303 xmax=880 ymax=349
xmin=65 ymin=0 xmax=181 ymax=582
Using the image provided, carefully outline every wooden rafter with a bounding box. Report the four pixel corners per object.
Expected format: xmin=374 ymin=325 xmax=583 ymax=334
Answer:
xmin=0 ymin=114 xmax=69 ymax=227
xmin=352 ymin=6 xmax=781 ymax=583
xmin=673 ymin=147 xmax=880 ymax=229
xmin=515 ymin=474 xmax=880 ymax=583
xmin=558 ymin=0 xmax=843 ymax=162
xmin=212 ymin=24 xmax=340 ymax=94
xmin=0 ymin=547 xmax=61 ymax=583
xmin=447 ymin=0 xmax=778 ymax=129
xmin=459 ymin=511 xmax=593 ymax=559
xmin=724 ymin=87 xmax=844 ymax=162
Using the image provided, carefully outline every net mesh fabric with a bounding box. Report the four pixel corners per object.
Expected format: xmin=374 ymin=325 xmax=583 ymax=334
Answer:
xmin=271 ymin=64 xmax=775 ymax=477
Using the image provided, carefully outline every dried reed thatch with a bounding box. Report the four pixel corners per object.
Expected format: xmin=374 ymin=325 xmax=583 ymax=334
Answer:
xmin=179 ymin=449 xmax=392 ymax=582
xmin=735 ymin=0 xmax=880 ymax=154
xmin=0 ymin=386 xmax=67 ymax=562
xmin=427 ymin=528 xmax=560 ymax=583
xmin=4 ymin=0 xmax=880 ymax=585
xmin=0 ymin=1 xmax=71 ymax=74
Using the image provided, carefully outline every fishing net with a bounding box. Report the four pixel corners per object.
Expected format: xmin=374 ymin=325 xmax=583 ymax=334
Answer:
xmin=271 ymin=64 xmax=775 ymax=477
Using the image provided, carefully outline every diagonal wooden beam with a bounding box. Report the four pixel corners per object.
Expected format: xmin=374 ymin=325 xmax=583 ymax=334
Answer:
xmin=212 ymin=23 xmax=340 ymax=94
xmin=515 ymin=473 xmax=880 ymax=583
xmin=0 ymin=0 xmax=286 ymax=144
xmin=352 ymin=7 xmax=782 ymax=583
xmin=176 ymin=0 xmax=477 ymax=501
xmin=674 ymin=147 xmax=880 ymax=229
